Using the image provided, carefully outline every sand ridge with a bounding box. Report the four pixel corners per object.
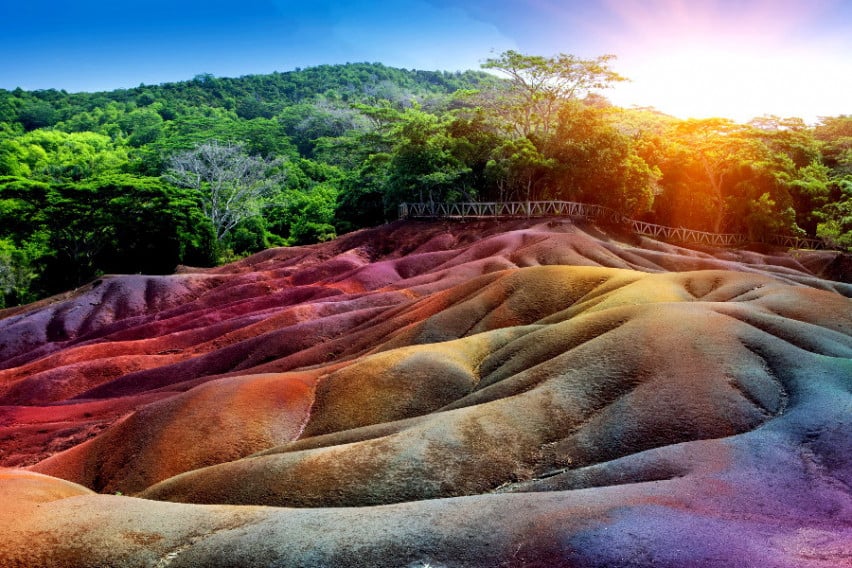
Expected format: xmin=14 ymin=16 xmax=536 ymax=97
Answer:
xmin=1 ymin=218 xmax=850 ymax=567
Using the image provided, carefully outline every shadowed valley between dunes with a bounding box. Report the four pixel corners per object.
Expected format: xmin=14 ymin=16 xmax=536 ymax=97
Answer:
xmin=1 ymin=218 xmax=851 ymax=567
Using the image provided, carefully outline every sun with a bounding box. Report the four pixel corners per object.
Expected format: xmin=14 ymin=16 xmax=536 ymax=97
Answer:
xmin=619 ymin=43 xmax=767 ymax=121
xmin=599 ymin=2 xmax=851 ymax=123
xmin=607 ymin=38 xmax=848 ymax=123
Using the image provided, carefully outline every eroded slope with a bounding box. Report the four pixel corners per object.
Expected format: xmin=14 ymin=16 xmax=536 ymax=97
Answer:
xmin=1 ymin=219 xmax=850 ymax=567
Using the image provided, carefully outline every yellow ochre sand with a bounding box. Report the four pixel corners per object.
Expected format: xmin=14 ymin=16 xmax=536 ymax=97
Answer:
xmin=1 ymin=219 xmax=850 ymax=567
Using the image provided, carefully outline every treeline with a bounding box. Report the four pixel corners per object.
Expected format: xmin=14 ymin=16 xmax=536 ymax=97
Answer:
xmin=1 ymin=56 xmax=851 ymax=308
xmin=0 ymin=63 xmax=499 ymax=306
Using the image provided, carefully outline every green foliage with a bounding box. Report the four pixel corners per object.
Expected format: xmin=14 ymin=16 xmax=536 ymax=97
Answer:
xmin=87 ymin=174 xmax=217 ymax=273
xmin=278 ymin=101 xmax=368 ymax=156
xmin=265 ymin=159 xmax=342 ymax=245
xmin=788 ymin=160 xmax=832 ymax=234
xmin=119 ymin=107 xmax=165 ymax=147
xmin=17 ymin=100 xmax=58 ymax=131
xmin=485 ymin=137 xmax=553 ymax=202
xmin=0 ymin=174 xmax=216 ymax=298
xmin=282 ymin=183 xmax=339 ymax=245
xmin=816 ymin=177 xmax=852 ymax=250
xmin=0 ymin=234 xmax=48 ymax=307
xmin=226 ymin=216 xmax=273 ymax=256
xmin=480 ymin=50 xmax=626 ymax=138
xmin=0 ymin=130 xmax=128 ymax=181
xmin=545 ymin=103 xmax=657 ymax=215
xmin=815 ymin=115 xmax=852 ymax=174
xmin=383 ymin=109 xmax=473 ymax=207
xmin=334 ymin=153 xmax=392 ymax=232
xmin=0 ymin=58 xmax=849 ymax=305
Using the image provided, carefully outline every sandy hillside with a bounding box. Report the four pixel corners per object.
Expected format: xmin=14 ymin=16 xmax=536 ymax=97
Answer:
xmin=1 ymin=218 xmax=850 ymax=567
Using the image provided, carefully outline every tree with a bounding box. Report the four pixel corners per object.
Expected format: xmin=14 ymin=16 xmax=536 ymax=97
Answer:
xmin=0 ymin=244 xmax=12 ymax=305
xmin=17 ymin=100 xmax=57 ymax=131
xmin=749 ymin=115 xmax=819 ymax=168
xmin=0 ymin=239 xmax=28 ymax=307
xmin=816 ymin=176 xmax=852 ymax=251
xmin=0 ymin=178 xmax=51 ymax=304
xmin=653 ymin=119 xmax=766 ymax=232
xmin=92 ymin=175 xmax=217 ymax=273
xmin=280 ymin=182 xmax=339 ymax=245
xmin=39 ymin=183 xmax=112 ymax=290
xmin=542 ymin=103 xmax=657 ymax=216
xmin=164 ymin=140 xmax=286 ymax=242
xmin=485 ymin=137 xmax=553 ymax=202
xmin=118 ymin=107 xmax=164 ymax=147
xmin=384 ymin=109 xmax=472 ymax=207
xmin=335 ymin=152 xmax=393 ymax=231
xmin=787 ymin=160 xmax=832 ymax=235
xmin=278 ymin=100 xmax=368 ymax=156
xmin=0 ymin=130 xmax=128 ymax=182
xmin=480 ymin=50 xmax=627 ymax=138
xmin=814 ymin=115 xmax=852 ymax=174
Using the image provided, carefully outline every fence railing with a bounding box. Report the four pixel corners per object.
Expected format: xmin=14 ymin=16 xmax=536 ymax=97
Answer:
xmin=398 ymin=201 xmax=831 ymax=250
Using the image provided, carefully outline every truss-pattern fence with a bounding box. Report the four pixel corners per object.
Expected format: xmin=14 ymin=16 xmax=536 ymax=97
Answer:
xmin=398 ymin=201 xmax=830 ymax=250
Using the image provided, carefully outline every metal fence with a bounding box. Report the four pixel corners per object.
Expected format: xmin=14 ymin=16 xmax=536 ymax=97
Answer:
xmin=398 ymin=201 xmax=830 ymax=250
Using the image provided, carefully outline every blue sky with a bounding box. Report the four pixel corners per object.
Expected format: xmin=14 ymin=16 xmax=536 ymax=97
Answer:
xmin=2 ymin=0 xmax=851 ymax=122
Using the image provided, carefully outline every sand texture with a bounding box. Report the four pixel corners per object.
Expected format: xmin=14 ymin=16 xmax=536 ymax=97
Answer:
xmin=1 ymin=219 xmax=850 ymax=567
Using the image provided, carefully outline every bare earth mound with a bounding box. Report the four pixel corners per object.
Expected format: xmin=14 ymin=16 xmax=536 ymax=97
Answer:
xmin=1 ymin=219 xmax=850 ymax=567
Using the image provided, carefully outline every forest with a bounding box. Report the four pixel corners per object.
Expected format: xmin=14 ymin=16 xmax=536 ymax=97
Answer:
xmin=1 ymin=54 xmax=851 ymax=308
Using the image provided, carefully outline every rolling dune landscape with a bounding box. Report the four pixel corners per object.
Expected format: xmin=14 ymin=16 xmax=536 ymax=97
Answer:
xmin=4 ymin=1 xmax=852 ymax=565
xmin=2 ymin=218 xmax=850 ymax=567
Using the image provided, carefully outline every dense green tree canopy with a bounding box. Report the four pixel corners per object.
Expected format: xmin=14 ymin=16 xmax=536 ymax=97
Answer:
xmin=0 ymin=60 xmax=849 ymax=308
xmin=164 ymin=141 xmax=286 ymax=241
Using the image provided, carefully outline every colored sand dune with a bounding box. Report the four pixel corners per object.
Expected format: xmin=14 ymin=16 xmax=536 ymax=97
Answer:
xmin=1 ymin=219 xmax=850 ymax=567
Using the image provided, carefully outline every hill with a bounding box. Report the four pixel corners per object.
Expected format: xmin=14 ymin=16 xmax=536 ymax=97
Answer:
xmin=1 ymin=62 xmax=498 ymax=125
xmin=1 ymin=218 xmax=850 ymax=567
xmin=2 ymin=57 xmax=852 ymax=310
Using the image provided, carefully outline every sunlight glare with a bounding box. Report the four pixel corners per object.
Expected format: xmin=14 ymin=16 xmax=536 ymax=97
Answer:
xmin=599 ymin=0 xmax=852 ymax=123
xmin=616 ymin=44 xmax=771 ymax=121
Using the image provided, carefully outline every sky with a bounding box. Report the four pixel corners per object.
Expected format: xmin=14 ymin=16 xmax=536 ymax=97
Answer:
xmin=1 ymin=0 xmax=851 ymax=123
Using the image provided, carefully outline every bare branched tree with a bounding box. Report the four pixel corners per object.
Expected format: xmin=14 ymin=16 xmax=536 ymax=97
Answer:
xmin=164 ymin=141 xmax=285 ymax=241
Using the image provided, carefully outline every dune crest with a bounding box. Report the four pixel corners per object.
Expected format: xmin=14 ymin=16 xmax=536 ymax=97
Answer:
xmin=1 ymin=219 xmax=850 ymax=567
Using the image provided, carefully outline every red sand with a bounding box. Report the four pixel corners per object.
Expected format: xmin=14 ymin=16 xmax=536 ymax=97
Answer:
xmin=1 ymin=218 xmax=850 ymax=567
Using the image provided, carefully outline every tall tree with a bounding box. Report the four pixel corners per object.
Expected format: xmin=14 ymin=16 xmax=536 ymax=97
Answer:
xmin=480 ymin=50 xmax=626 ymax=138
xmin=384 ymin=109 xmax=472 ymax=206
xmin=0 ymin=238 xmax=40 ymax=308
xmin=814 ymin=115 xmax=852 ymax=174
xmin=657 ymin=119 xmax=764 ymax=232
xmin=545 ymin=103 xmax=657 ymax=216
xmin=164 ymin=140 xmax=286 ymax=241
xmin=485 ymin=137 xmax=553 ymax=202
